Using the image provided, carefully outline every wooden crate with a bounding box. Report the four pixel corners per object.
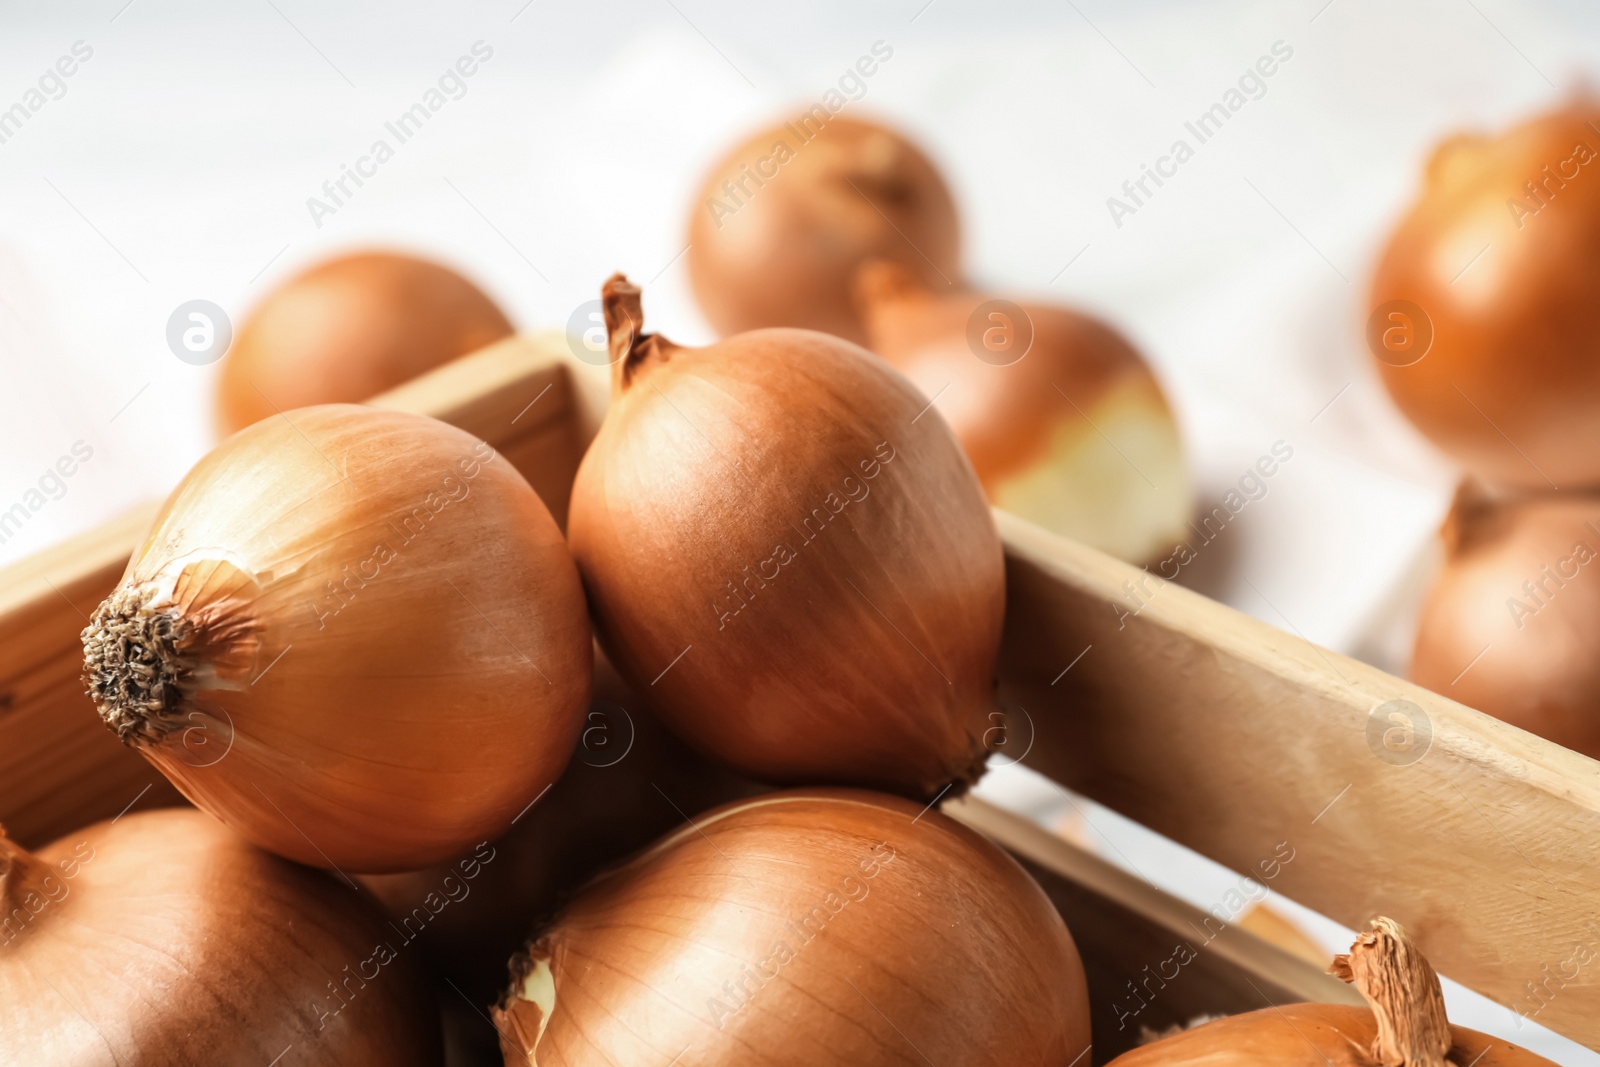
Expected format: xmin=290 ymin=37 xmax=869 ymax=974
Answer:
xmin=2 ymin=335 xmax=1593 ymax=1059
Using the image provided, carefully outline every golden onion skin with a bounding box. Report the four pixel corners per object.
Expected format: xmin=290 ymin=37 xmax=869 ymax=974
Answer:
xmin=359 ymin=647 xmax=763 ymax=1008
xmin=687 ymin=116 xmax=960 ymax=346
xmin=1411 ymin=486 xmax=1600 ymax=758
xmin=1106 ymin=1005 xmax=1553 ymax=1067
xmin=857 ymin=260 xmax=1191 ymax=564
xmin=0 ymin=809 xmax=441 ymax=1066
xmin=82 ymin=405 xmax=592 ymax=873
xmin=568 ymin=277 xmax=1005 ymax=798
xmin=1111 ymin=918 xmax=1554 ymax=1067
xmin=493 ymin=789 xmax=1091 ymax=1067
xmin=217 ymin=251 xmax=513 ymax=435
xmin=1369 ymin=98 xmax=1600 ymax=489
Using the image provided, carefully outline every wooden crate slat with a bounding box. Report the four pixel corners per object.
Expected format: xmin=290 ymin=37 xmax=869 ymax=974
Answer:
xmin=996 ymin=508 xmax=1600 ymax=1048
xmin=369 ymin=333 xmax=583 ymax=527
xmin=946 ymin=796 xmax=1360 ymax=1061
xmin=0 ymin=503 xmax=178 ymax=846
xmin=0 ymin=503 xmax=157 ymax=672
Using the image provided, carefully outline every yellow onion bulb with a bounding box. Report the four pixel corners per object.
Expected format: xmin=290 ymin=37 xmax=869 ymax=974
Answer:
xmin=81 ymin=405 xmax=592 ymax=872
xmin=1369 ymin=97 xmax=1600 ymax=489
xmin=0 ymin=808 xmax=441 ymax=1064
xmin=568 ymin=275 xmax=1005 ymax=798
xmin=1111 ymin=1006 xmax=1551 ymax=1066
xmin=857 ymin=259 xmax=1190 ymax=563
xmin=687 ymin=115 xmax=960 ymax=345
xmin=1411 ymin=483 xmax=1600 ymax=757
xmin=492 ymin=789 xmax=1091 ymax=1066
xmin=359 ymin=645 xmax=762 ymax=1007
xmin=217 ymin=251 xmax=513 ymax=436
xmin=1109 ymin=918 xmax=1552 ymax=1067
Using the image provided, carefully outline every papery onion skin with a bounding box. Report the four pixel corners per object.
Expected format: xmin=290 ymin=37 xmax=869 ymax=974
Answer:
xmin=218 ymin=251 xmax=513 ymax=435
xmin=1411 ymin=483 xmax=1600 ymax=757
xmin=359 ymin=645 xmax=763 ymax=1008
xmin=857 ymin=260 xmax=1191 ymax=564
xmin=687 ymin=116 xmax=960 ymax=345
xmin=567 ymin=275 xmax=1005 ymax=798
xmin=1106 ymin=1005 xmax=1553 ymax=1066
xmin=0 ymin=808 xmax=441 ymax=1065
xmin=81 ymin=405 xmax=591 ymax=873
xmin=1110 ymin=917 xmax=1554 ymax=1067
xmin=492 ymin=788 xmax=1091 ymax=1067
xmin=1369 ymin=98 xmax=1600 ymax=489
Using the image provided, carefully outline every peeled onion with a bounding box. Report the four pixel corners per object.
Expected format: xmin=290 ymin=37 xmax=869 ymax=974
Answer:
xmin=1109 ymin=918 xmax=1552 ymax=1066
xmin=81 ymin=404 xmax=591 ymax=872
xmin=856 ymin=259 xmax=1190 ymax=563
xmin=218 ymin=251 xmax=513 ymax=435
xmin=1411 ymin=482 xmax=1600 ymax=757
xmin=359 ymin=646 xmax=760 ymax=1007
xmin=492 ymin=788 xmax=1091 ymax=1066
xmin=568 ymin=275 xmax=1005 ymax=798
xmin=0 ymin=808 xmax=441 ymax=1064
xmin=687 ymin=116 xmax=960 ymax=345
xmin=1369 ymin=97 xmax=1600 ymax=489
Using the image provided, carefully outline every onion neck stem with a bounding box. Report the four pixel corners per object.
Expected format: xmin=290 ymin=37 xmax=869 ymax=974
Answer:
xmin=1329 ymin=917 xmax=1452 ymax=1067
xmin=602 ymin=273 xmax=674 ymax=393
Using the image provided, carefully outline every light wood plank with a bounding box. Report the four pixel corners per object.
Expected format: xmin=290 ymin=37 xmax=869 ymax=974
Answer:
xmin=947 ymin=795 xmax=1359 ymax=1059
xmin=0 ymin=503 xmax=177 ymax=845
xmin=369 ymin=332 xmax=582 ymax=527
xmin=996 ymin=508 xmax=1600 ymax=1049
xmin=0 ymin=503 xmax=157 ymax=674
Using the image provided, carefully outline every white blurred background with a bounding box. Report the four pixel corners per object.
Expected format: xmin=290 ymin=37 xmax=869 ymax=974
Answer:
xmin=2 ymin=0 xmax=1596 ymax=1058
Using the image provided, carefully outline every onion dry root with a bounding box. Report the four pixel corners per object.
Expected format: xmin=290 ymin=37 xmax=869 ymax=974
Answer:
xmin=1109 ymin=917 xmax=1554 ymax=1066
xmin=568 ymin=274 xmax=1005 ymax=799
xmin=1411 ymin=481 xmax=1600 ymax=757
xmin=856 ymin=259 xmax=1191 ymax=564
xmin=493 ymin=789 xmax=1091 ymax=1066
xmin=0 ymin=809 xmax=441 ymax=1065
xmin=218 ymin=250 xmax=513 ymax=435
xmin=687 ymin=115 xmax=960 ymax=345
xmin=81 ymin=404 xmax=592 ymax=872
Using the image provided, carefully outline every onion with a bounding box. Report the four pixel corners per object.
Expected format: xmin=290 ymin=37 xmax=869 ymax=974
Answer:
xmin=217 ymin=251 xmax=513 ymax=435
xmin=359 ymin=646 xmax=761 ymax=1007
xmin=492 ymin=788 xmax=1091 ymax=1065
xmin=1108 ymin=918 xmax=1553 ymax=1066
xmin=0 ymin=808 xmax=441 ymax=1064
xmin=1369 ymin=97 xmax=1600 ymax=489
xmin=686 ymin=116 xmax=960 ymax=345
xmin=80 ymin=404 xmax=592 ymax=873
xmin=856 ymin=259 xmax=1190 ymax=563
xmin=567 ymin=275 xmax=1005 ymax=798
xmin=1410 ymin=481 xmax=1600 ymax=757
